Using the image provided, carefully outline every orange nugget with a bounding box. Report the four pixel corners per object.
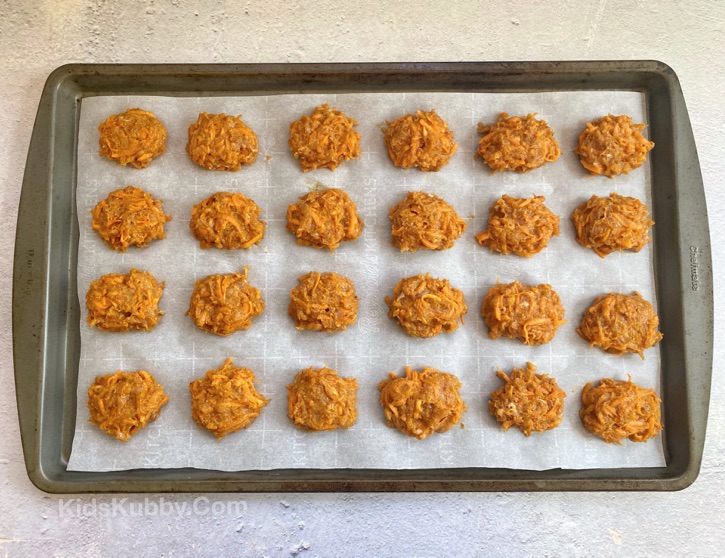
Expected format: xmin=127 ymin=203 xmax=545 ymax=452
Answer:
xmin=86 ymin=269 xmax=164 ymax=332
xmin=476 ymin=112 xmax=560 ymax=173
xmin=288 ymin=104 xmax=361 ymax=171
xmin=577 ymin=292 xmax=663 ymax=358
xmin=187 ymin=112 xmax=258 ymax=171
xmin=580 ymin=377 xmax=662 ymax=443
xmin=481 ymin=281 xmax=566 ymax=346
xmin=287 ymin=367 xmax=358 ymax=431
xmin=379 ymin=366 xmax=466 ymax=440
xmin=98 ymin=108 xmax=167 ymax=168
xmin=88 ymin=370 xmax=168 ymax=441
xmin=189 ymin=358 xmax=269 ymax=439
xmin=489 ymin=362 xmax=565 ymax=436
xmin=574 ymin=114 xmax=654 ymax=177
xmin=384 ymin=109 xmax=457 ymax=171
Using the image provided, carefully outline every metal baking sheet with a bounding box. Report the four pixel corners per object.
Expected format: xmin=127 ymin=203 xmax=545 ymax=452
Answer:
xmin=12 ymin=62 xmax=713 ymax=492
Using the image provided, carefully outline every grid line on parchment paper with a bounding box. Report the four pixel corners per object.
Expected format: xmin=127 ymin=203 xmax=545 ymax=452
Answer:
xmin=69 ymin=92 xmax=664 ymax=473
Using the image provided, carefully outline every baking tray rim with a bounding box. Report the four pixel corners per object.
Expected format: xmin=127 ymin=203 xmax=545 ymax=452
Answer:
xmin=12 ymin=61 xmax=713 ymax=493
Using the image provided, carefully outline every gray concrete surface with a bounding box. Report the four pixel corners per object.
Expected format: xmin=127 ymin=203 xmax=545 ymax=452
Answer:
xmin=1 ymin=1 xmax=723 ymax=556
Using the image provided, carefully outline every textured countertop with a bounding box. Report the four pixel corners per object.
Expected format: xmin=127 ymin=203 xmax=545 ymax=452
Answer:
xmin=1 ymin=1 xmax=723 ymax=556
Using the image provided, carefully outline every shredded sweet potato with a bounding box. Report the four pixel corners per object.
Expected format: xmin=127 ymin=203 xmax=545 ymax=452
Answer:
xmin=286 ymin=188 xmax=364 ymax=251
xmin=98 ymin=108 xmax=167 ymax=168
xmin=580 ymin=376 xmax=662 ymax=443
xmin=488 ymin=362 xmax=565 ymax=436
xmin=186 ymin=112 xmax=258 ymax=171
xmin=386 ymin=273 xmax=467 ymax=338
xmin=389 ymin=191 xmax=466 ymax=252
xmin=379 ymin=366 xmax=466 ymax=440
xmin=287 ymin=367 xmax=358 ymax=431
xmin=288 ymin=104 xmax=361 ymax=171
xmin=86 ymin=268 xmax=165 ymax=332
xmin=189 ymin=358 xmax=269 ymax=439
xmin=482 ymin=281 xmax=566 ymax=345
xmin=577 ymin=292 xmax=663 ymax=359
xmin=571 ymin=193 xmax=654 ymax=257
xmin=88 ymin=370 xmax=168 ymax=441
xmin=476 ymin=112 xmax=560 ymax=173
xmin=91 ymin=185 xmax=172 ymax=252
xmin=190 ymin=191 xmax=266 ymax=249
xmin=288 ymin=271 xmax=359 ymax=332
xmin=186 ymin=268 xmax=265 ymax=336
xmin=476 ymin=194 xmax=560 ymax=257
xmin=383 ymin=109 xmax=457 ymax=171
xmin=574 ymin=114 xmax=654 ymax=177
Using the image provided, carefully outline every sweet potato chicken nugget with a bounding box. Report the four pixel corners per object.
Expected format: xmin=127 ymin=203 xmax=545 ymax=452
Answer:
xmin=187 ymin=268 xmax=265 ymax=336
xmin=98 ymin=108 xmax=167 ymax=168
xmin=91 ymin=186 xmax=172 ymax=252
xmin=190 ymin=192 xmax=266 ymax=249
xmin=383 ymin=109 xmax=457 ymax=171
xmin=577 ymin=292 xmax=663 ymax=359
xmin=574 ymin=114 xmax=654 ymax=177
xmin=286 ymin=188 xmax=364 ymax=251
xmin=86 ymin=268 xmax=165 ymax=332
xmin=88 ymin=370 xmax=168 ymax=441
xmin=287 ymin=367 xmax=358 ymax=431
xmin=288 ymin=104 xmax=362 ymax=172
xmin=476 ymin=112 xmax=560 ymax=173
xmin=379 ymin=366 xmax=466 ymax=440
xmin=187 ymin=112 xmax=258 ymax=171
xmin=476 ymin=194 xmax=560 ymax=257
xmin=386 ymin=273 xmax=467 ymax=339
xmin=580 ymin=377 xmax=662 ymax=443
xmin=189 ymin=358 xmax=269 ymax=439
xmin=389 ymin=191 xmax=466 ymax=252
xmin=288 ymin=271 xmax=359 ymax=332
xmin=488 ymin=362 xmax=565 ymax=436
xmin=482 ymin=281 xmax=566 ymax=346
xmin=572 ymin=193 xmax=654 ymax=257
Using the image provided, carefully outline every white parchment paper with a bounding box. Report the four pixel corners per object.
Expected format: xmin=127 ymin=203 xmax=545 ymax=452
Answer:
xmin=68 ymin=91 xmax=665 ymax=472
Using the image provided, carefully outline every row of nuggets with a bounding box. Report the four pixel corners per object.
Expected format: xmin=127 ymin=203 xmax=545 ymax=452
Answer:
xmin=86 ymin=268 xmax=663 ymax=359
xmin=92 ymin=185 xmax=654 ymax=258
xmin=99 ymin=106 xmax=654 ymax=177
xmin=87 ymin=360 xmax=662 ymax=445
